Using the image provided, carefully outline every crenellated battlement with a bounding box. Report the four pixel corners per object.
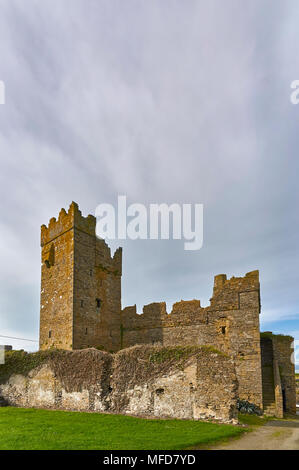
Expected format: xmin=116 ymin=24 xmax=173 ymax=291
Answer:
xmin=122 ymin=271 xmax=260 ymax=329
xmin=122 ymin=299 xmax=207 ymax=329
xmin=41 ymin=202 xmax=122 ymax=274
xmin=213 ymin=270 xmax=259 ymax=294
xmin=95 ymin=238 xmax=122 ymax=275
xmin=41 ymin=202 xmax=96 ymax=246
xmin=210 ymin=270 xmax=260 ymax=311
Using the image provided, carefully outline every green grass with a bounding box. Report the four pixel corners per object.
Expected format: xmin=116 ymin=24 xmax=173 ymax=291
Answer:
xmin=0 ymin=407 xmax=245 ymax=450
xmin=238 ymin=413 xmax=270 ymax=427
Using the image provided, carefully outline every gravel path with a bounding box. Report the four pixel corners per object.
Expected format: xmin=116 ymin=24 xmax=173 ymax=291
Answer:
xmin=212 ymin=418 xmax=299 ymax=450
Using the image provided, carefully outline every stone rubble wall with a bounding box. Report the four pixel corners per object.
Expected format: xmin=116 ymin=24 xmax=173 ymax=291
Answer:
xmin=0 ymin=346 xmax=238 ymax=424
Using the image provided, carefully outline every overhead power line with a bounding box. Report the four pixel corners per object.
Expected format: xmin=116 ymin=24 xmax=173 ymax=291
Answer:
xmin=0 ymin=334 xmax=38 ymax=343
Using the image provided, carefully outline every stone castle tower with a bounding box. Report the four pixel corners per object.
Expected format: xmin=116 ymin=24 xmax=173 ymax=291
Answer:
xmin=39 ymin=202 xmax=122 ymax=352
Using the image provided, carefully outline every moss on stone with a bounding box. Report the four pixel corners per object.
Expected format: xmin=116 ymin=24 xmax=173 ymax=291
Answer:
xmin=0 ymin=348 xmax=112 ymax=394
xmin=0 ymin=349 xmax=65 ymax=384
xmin=260 ymin=332 xmax=293 ymax=341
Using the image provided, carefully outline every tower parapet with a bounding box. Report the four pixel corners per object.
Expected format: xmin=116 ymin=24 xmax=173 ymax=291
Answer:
xmin=41 ymin=202 xmax=96 ymax=247
xmin=211 ymin=270 xmax=260 ymax=312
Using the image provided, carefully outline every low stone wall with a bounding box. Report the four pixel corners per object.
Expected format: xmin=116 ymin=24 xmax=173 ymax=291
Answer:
xmin=0 ymin=346 xmax=238 ymax=423
xmin=110 ymin=345 xmax=238 ymax=422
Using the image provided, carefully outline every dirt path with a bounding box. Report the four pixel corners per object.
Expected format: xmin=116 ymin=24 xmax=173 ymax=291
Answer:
xmin=212 ymin=418 xmax=299 ymax=450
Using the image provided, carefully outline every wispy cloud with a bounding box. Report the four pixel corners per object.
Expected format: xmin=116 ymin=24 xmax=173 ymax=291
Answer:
xmin=0 ymin=0 xmax=298 ymax=348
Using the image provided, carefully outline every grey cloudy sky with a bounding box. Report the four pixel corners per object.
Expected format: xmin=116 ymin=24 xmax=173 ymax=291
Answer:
xmin=0 ymin=0 xmax=298 ymax=367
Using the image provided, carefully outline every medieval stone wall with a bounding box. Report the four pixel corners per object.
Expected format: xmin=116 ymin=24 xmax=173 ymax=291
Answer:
xmin=260 ymin=334 xmax=296 ymax=417
xmin=261 ymin=337 xmax=277 ymax=416
xmin=0 ymin=347 xmax=238 ymax=423
xmin=271 ymin=335 xmax=296 ymax=414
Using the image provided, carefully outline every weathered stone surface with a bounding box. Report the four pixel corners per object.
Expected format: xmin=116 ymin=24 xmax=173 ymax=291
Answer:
xmin=0 ymin=374 xmax=28 ymax=407
xmin=40 ymin=202 xmax=122 ymax=352
xmin=110 ymin=345 xmax=238 ymax=423
xmin=122 ymin=271 xmax=263 ymax=410
xmin=0 ymin=346 xmax=238 ymax=423
xmin=261 ymin=333 xmax=296 ymax=417
xmin=27 ymin=365 xmax=56 ymax=408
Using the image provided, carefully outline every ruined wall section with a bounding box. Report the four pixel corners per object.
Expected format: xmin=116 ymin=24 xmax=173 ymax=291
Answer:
xmin=272 ymin=335 xmax=296 ymax=414
xmin=122 ymin=301 xmax=214 ymax=349
xmin=260 ymin=334 xmax=296 ymax=416
xmin=121 ymin=271 xmax=263 ymax=409
xmin=111 ymin=345 xmax=238 ymax=423
xmin=0 ymin=349 xmax=112 ymax=412
xmin=211 ymin=271 xmax=263 ymax=409
xmin=0 ymin=347 xmax=238 ymax=423
xmin=260 ymin=336 xmax=277 ymax=416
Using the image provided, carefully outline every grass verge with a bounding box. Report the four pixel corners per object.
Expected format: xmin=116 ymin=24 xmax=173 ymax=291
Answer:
xmin=0 ymin=407 xmax=245 ymax=450
xmin=238 ymin=413 xmax=270 ymax=427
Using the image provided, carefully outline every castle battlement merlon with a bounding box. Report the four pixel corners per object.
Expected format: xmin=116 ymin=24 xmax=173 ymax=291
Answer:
xmin=121 ymin=271 xmax=261 ymax=331
xmin=95 ymin=239 xmax=122 ymax=275
xmin=41 ymin=201 xmax=96 ymax=247
xmin=121 ymin=299 xmax=207 ymax=330
xmin=123 ymin=300 xmax=203 ymax=318
xmin=213 ymin=270 xmax=260 ymax=293
xmin=122 ymin=271 xmax=260 ymax=322
xmin=210 ymin=270 xmax=260 ymax=311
